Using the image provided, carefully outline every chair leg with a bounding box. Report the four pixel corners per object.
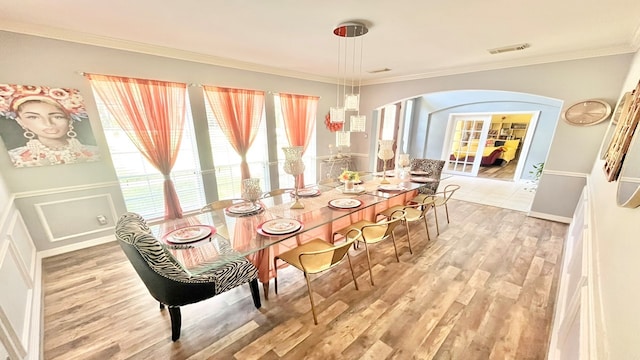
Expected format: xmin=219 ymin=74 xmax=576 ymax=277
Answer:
xmin=304 ymin=273 xmax=318 ymax=325
xmin=347 ymin=254 xmax=359 ymax=290
xmin=404 ymin=221 xmax=413 ymax=254
xmin=273 ymin=256 xmax=279 ymax=295
xmin=168 ymin=306 xmax=181 ymax=342
xmin=433 ymin=206 xmax=440 ymax=235
xmin=249 ymin=279 xmax=261 ymax=308
xmin=363 ymin=241 xmax=375 ymax=286
xmin=445 ymin=203 xmax=450 ymax=223
xmin=423 ymin=216 xmax=431 ymax=241
xmin=391 ymin=232 xmax=400 ymax=262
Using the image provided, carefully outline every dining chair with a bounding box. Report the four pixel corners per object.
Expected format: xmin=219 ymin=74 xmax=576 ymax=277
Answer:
xmin=115 ymin=212 xmax=261 ymax=341
xmin=261 ymin=188 xmax=293 ymax=198
xmin=200 ymin=199 xmax=245 ymax=212
xmin=273 ymin=228 xmax=361 ymax=324
xmin=377 ymin=198 xmax=433 ymax=252
xmin=414 ymin=184 xmax=460 ymax=235
xmin=410 ymin=158 xmax=445 ymax=195
xmin=332 ymin=210 xmax=406 ymax=286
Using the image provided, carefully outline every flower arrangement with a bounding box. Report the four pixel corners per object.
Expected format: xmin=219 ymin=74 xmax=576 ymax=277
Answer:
xmin=339 ymin=170 xmax=360 ymax=182
xmin=324 ymin=112 xmax=344 ymax=132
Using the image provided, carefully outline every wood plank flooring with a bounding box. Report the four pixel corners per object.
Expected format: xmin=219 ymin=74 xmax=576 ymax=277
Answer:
xmin=477 ymin=160 xmax=517 ymax=180
xmin=42 ymin=199 xmax=567 ymax=359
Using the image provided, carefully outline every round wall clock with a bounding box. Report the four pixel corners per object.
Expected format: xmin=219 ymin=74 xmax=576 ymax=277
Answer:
xmin=562 ymin=99 xmax=612 ymax=126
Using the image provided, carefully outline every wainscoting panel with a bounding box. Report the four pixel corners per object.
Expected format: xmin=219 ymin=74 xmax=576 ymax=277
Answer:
xmin=34 ymin=194 xmax=117 ymax=242
xmin=7 ymin=213 xmax=36 ymax=279
xmin=0 ymin=239 xmax=32 ymax=359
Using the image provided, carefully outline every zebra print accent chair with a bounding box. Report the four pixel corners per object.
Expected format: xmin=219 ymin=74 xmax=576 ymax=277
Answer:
xmin=115 ymin=212 xmax=261 ymax=341
xmin=410 ymin=158 xmax=445 ymax=195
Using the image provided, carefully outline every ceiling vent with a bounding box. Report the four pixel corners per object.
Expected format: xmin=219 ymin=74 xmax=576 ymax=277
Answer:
xmin=488 ymin=43 xmax=531 ymax=55
xmin=368 ymin=68 xmax=392 ymax=74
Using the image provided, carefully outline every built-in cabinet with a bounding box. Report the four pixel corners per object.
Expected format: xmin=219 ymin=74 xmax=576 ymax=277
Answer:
xmin=488 ymin=121 xmax=529 ymax=140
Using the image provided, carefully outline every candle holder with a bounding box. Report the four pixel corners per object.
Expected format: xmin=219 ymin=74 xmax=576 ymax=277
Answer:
xmin=242 ymin=178 xmax=262 ymax=205
xmin=378 ymin=140 xmax=395 ymax=184
xmin=398 ymin=153 xmax=411 ymax=179
xmin=282 ymin=146 xmax=305 ymax=209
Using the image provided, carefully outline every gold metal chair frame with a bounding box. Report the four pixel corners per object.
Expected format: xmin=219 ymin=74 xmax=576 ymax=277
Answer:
xmin=273 ymin=228 xmax=362 ymax=325
xmin=416 ymin=184 xmax=460 ymax=235
xmin=333 ymin=209 xmax=406 ymax=286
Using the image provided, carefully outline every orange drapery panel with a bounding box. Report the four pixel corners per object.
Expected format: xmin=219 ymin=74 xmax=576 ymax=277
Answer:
xmin=279 ymin=93 xmax=319 ymax=187
xmin=86 ymin=73 xmax=187 ymax=220
xmin=202 ymin=86 xmax=265 ymax=181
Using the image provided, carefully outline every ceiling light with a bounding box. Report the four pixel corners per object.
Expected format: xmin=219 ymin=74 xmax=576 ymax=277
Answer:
xmin=330 ymin=21 xmax=369 ymax=146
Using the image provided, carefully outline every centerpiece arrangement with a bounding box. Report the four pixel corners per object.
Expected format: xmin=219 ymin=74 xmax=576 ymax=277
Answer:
xmin=339 ymin=170 xmax=360 ymax=190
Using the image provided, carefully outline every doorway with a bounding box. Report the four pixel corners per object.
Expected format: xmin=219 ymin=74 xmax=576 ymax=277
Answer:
xmin=444 ymin=111 xmax=540 ymax=182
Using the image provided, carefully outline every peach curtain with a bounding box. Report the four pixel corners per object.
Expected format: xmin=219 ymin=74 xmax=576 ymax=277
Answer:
xmin=279 ymin=93 xmax=318 ymax=187
xmin=203 ymin=86 xmax=265 ymax=180
xmin=86 ymin=73 xmax=187 ymax=220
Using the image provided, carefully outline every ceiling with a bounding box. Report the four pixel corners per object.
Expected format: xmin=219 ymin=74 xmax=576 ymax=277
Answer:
xmin=1 ymin=0 xmax=640 ymax=85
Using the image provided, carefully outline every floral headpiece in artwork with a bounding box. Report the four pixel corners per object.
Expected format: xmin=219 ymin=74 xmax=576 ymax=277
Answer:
xmin=0 ymin=84 xmax=89 ymax=122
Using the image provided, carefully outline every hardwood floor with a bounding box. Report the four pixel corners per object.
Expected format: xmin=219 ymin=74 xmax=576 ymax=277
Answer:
xmin=42 ymin=199 xmax=567 ymax=359
xmin=477 ymin=160 xmax=518 ymax=180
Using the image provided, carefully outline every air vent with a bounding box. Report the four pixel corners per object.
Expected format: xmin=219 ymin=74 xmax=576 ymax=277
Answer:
xmin=368 ymin=68 xmax=391 ymax=74
xmin=488 ymin=43 xmax=531 ymax=55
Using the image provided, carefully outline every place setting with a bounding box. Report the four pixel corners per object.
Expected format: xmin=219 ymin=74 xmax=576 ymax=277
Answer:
xmin=224 ymin=201 xmax=264 ymax=217
xmin=328 ymin=198 xmax=363 ymax=210
xmin=337 ymin=184 xmax=366 ymax=194
xmin=377 ymin=184 xmax=406 ymax=192
xmin=257 ymin=218 xmax=303 ymax=236
xmin=410 ymin=176 xmax=438 ymax=183
xmin=294 ymin=187 xmax=322 ymax=198
xmin=162 ymin=224 xmax=217 ymax=247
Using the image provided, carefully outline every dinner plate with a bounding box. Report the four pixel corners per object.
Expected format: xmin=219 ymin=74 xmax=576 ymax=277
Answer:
xmin=378 ymin=184 xmax=404 ymax=191
xmin=337 ymin=185 xmax=366 ymax=194
xmin=227 ymin=202 xmax=262 ymax=214
xmin=411 ymin=176 xmax=437 ymax=183
xmin=297 ymin=188 xmax=321 ymax=197
xmin=165 ymin=225 xmax=214 ymax=244
xmin=328 ymin=198 xmax=363 ymax=209
xmin=260 ymin=219 xmax=302 ymax=235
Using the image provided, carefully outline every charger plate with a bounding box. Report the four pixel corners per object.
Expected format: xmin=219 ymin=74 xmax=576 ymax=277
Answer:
xmin=163 ymin=225 xmax=216 ymax=244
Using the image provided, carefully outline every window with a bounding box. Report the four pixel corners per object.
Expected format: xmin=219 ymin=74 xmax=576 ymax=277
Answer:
xmin=95 ymin=95 xmax=206 ymax=220
xmin=204 ymin=99 xmax=270 ymax=199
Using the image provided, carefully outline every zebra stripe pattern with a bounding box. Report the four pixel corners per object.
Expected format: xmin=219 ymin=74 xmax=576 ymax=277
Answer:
xmin=115 ymin=212 xmax=258 ymax=291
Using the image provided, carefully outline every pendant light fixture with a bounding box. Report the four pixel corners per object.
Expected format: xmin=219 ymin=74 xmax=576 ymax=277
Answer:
xmin=331 ymin=21 xmax=368 ymax=147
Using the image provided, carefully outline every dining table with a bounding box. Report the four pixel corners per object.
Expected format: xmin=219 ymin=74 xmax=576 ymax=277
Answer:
xmin=151 ymin=174 xmax=422 ymax=298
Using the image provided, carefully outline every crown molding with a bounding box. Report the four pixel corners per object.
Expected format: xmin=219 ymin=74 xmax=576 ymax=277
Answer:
xmin=0 ymin=22 xmax=337 ymax=84
xmin=361 ymin=45 xmax=638 ymax=86
xmin=2 ymin=21 xmax=638 ymax=87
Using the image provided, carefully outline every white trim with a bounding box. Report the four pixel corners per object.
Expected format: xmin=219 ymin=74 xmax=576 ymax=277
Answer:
xmin=28 ymin=253 xmax=42 ymax=360
xmin=0 ymin=194 xmax=16 ymax=231
xmin=6 ymin=228 xmax=34 ymax=290
xmin=512 ymin=111 xmax=541 ymax=182
xmin=39 ymin=235 xmax=116 ymax=259
xmin=33 ymin=194 xmax=118 ymax=242
xmin=13 ymin=181 xmax=121 ymax=199
xmin=542 ymin=170 xmax=589 ymax=178
xmin=527 ymin=211 xmax=572 ymax=224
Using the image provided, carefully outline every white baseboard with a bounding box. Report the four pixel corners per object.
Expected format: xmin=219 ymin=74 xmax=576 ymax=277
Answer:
xmin=528 ymin=211 xmax=572 ymax=224
xmin=39 ymin=235 xmax=116 ymax=259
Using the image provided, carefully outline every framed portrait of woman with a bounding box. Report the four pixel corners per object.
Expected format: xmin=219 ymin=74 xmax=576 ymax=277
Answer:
xmin=0 ymin=84 xmax=101 ymax=168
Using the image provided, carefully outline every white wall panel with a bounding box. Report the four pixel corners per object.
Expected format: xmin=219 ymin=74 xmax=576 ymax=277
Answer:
xmin=34 ymin=194 xmax=117 ymax=242
xmin=0 ymin=240 xmax=31 ymax=358
xmin=7 ymin=214 xmax=36 ymax=279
